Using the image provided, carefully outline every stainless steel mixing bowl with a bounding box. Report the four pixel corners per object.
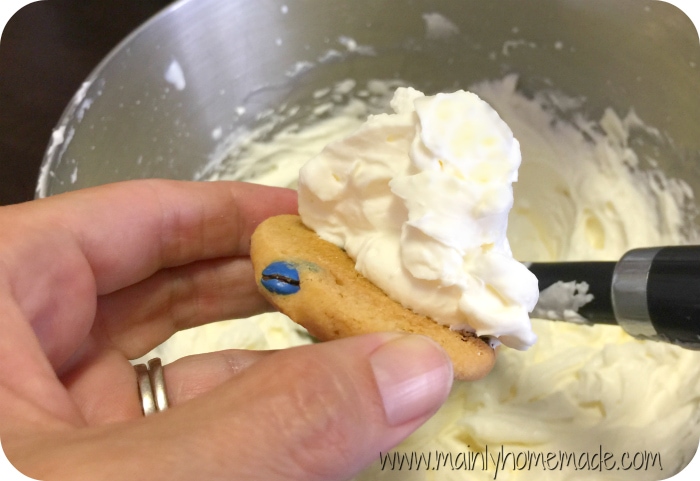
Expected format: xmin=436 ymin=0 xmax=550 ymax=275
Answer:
xmin=37 ymin=0 xmax=699 ymax=201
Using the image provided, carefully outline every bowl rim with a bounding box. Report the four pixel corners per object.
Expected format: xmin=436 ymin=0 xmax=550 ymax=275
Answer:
xmin=35 ymin=0 xmax=191 ymax=200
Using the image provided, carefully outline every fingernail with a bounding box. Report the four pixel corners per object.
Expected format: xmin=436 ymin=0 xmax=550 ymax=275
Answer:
xmin=370 ymin=335 xmax=453 ymax=426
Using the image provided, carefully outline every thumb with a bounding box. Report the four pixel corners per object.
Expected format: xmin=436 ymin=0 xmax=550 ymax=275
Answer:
xmin=168 ymin=332 xmax=454 ymax=481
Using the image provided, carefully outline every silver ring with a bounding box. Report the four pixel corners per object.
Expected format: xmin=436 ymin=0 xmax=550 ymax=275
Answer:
xmin=135 ymin=362 xmax=156 ymax=416
xmin=147 ymin=357 xmax=169 ymax=412
xmin=134 ymin=357 xmax=169 ymax=416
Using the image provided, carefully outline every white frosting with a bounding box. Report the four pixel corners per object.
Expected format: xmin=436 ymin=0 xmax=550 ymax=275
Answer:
xmin=165 ymin=59 xmax=186 ymax=91
xmin=143 ymin=77 xmax=700 ymax=480
xmin=477 ymin=77 xmax=690 ymax=263
xmin=422 ymin=12 xmax=460 ymax=40
xmin=133 ymin=313 xmax=311 ymax=365
xmin=298 ymin=88 xmax=539 ymax=349
xmin=532 ymin=281 xmax=594 ymax=324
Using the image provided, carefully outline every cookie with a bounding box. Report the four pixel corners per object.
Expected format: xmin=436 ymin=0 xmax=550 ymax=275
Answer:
xmin=250 ymin=214 xmax=496 ymax=381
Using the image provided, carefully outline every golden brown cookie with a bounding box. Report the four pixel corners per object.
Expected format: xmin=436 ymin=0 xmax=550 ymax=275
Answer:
xmin=250 ymin=214 xmax=496 ymax=381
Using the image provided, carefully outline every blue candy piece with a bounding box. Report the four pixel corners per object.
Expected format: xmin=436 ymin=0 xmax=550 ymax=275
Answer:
xmin=261 ymin=261 xmax=301 ymax=295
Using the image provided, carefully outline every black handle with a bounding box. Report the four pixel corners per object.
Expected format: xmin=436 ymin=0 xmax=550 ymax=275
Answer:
xmin=529 ymin=247 xmax=700 ymax=348
xmin=647 ymin=246 xmax=700 ymax=345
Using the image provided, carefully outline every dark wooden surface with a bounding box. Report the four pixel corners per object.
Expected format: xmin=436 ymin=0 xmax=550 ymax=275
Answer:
xmin=0 ymin=0 xmax=176 ymax=206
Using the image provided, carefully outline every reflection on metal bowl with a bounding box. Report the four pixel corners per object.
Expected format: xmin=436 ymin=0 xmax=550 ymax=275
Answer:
xmin=38 ymin=0 xmax=699 ymax=201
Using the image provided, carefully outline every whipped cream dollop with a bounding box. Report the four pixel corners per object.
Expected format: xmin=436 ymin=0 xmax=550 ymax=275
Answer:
xmin=298 ymin=87 xmax=539 ymax=350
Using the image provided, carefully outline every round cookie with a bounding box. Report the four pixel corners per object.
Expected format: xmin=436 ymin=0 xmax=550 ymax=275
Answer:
xmin=250 ymin=214 xmax=496 ymax=381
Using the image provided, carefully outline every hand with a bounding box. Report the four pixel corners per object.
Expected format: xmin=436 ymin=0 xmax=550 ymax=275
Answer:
xmin=0 ymin=180 xmax=453 ymax=481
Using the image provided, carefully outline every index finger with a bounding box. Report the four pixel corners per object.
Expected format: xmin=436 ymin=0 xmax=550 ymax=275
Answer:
xmin=31 ymin=179 xmax=298 ymax=295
